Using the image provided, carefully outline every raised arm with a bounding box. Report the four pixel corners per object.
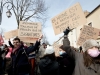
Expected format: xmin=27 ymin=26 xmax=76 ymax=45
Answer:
xmin=62 ymin=27 xmax=76 ymax=59
xmin=27 ymin=35 xmax=43 ymax=54
xmin=8 ymin=39 xmax=14 ymax=48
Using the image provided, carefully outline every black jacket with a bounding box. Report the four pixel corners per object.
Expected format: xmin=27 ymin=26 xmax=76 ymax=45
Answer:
xmin=10 ymin=41 xmax=40 ymax=75
xmin=57 ymin=53 xmax=75 ymax=75
xmin=39 ymin=56 xmax=59 ymax=75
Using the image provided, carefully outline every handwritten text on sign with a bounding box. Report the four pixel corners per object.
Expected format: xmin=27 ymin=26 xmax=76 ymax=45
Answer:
xmin=19 ymin=21 xmax=42 ymax=38
xmin=51 ymin=3 xmax=86 ymax=35
xmin=77 ymin=25 xmax=100 ymax=46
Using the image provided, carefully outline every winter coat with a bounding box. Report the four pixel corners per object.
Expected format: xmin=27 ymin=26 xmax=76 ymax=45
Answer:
xmin=39 ymin=45 xmax=46 ymax=58
xmin=39 ymin=56 xmax=59 ymax=75
xmin=28 ymin=45 xmax=36 ymax=59
xmin=36 ymin=45 xmax=46 ymax=62
xmin=63 ymin=35 xmax=100 ymax=75
xmin=57 ymin=53 xmax=75 ymax=75
xmin=10 ymin=41 xmax=40 ymax=75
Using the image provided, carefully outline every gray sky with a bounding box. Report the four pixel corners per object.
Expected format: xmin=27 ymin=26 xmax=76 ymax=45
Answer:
xmin=0 ymin=0 xmax=100 ymax=45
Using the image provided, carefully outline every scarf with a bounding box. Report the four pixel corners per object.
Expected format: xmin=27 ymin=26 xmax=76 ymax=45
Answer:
xmin=12 ymin=45 xmax=21 ymax=53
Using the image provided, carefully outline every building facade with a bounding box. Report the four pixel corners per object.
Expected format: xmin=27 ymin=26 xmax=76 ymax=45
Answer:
xmin=54 ymin=4 xmax=100 ymax=48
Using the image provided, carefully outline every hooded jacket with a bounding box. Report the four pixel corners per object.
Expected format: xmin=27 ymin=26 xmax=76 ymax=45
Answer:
xmin=39 ymin=56 xmax=59 ymax=75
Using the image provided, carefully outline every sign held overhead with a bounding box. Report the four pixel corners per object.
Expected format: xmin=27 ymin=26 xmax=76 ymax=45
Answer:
xmin=51 ymin=3 xmax=87 ymax=35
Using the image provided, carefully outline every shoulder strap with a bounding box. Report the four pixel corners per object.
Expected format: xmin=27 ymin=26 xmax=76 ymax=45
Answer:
xmin=23 ymin=47 xmax=28 ymax=58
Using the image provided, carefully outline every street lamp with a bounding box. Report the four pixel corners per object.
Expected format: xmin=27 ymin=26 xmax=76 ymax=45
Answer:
xmin=6 ymin=10 xmax=12 ymax=18
xmin=0 ymin=1 xmax=12 ymax=25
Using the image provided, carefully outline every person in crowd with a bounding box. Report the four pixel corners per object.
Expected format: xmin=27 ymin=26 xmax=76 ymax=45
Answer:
xmin=56 ymin=46 xmax=75 ymax=75
xmin=38 ymin=43 xmax=47 ymax=59
xmin=62 ymin=27 xmax=100 ymax=75
xmin=39 ymin=45 xmax=59 ymax=75
xmin=35 ymin=43 xmax=47 ymax=75
xmin=28 ymin=43 xmax=36 ymax=75
xmin=4 ymin=45 xmax=12 ymax=75
xmin=79 ymin=46 xmax=83 ymax=53
xmin=8 ymin=35 xmax=42 ymax=75
xmin=0 ymin=48 xmax=3 ymax=74
xmin=0 ymin=44 xmax=8 ymax=74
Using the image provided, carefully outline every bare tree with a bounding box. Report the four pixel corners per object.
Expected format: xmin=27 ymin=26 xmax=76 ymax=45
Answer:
xmin=4 ymin=0 xmax=48 ymax=28
xmin=41 ymin=32 xmax=51 ymax=45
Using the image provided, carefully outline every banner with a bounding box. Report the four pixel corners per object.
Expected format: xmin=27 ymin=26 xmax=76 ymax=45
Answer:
xmin=77 ymin=25 xmax=100 ymax=46
xmin=19 ymin=21 xmax=42 ymax=38
xmin=51 ymin=2 xmax=87 ymax=35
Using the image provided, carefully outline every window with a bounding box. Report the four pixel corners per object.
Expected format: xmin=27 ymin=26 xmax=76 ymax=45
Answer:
xmin=88 ymin=22 xmax=92 ymax=26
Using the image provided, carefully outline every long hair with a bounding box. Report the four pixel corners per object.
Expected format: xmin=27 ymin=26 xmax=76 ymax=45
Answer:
xmin=83 ymin=51 xmax=100 ymax=67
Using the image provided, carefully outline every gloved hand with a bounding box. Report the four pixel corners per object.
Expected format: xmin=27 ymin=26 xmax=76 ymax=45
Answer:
xmin=63 ymin=27 xmax=71 ymax=35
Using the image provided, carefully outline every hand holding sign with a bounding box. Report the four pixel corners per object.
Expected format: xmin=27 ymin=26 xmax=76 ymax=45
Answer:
xmin=38 ymin=34 xmax=43 ymax=42
xmin=63 ymin=27 xmax=73 ymax=35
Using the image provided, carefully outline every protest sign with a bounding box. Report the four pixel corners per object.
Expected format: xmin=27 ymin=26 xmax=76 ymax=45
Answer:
xmin=4 ymin=29 xmax=18 ymax=39
xmin=4 ymin=29 xmax=38 ymax=43
xmin=19 ymin=21 xmax=42 ymax=38
xmin=19 ymin=37 xmax=38 ymax=43
xmin=53 ymin=42 xmax=62 ymax=56
xmin=77 ymin=25 xmax=100 ymax=46
xmin=51 ymin=2 xmax=86 ymax=35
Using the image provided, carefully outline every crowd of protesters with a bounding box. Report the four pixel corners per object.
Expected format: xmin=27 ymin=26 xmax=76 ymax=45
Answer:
xmin=0 ymin=27 xmax=100 ymax=75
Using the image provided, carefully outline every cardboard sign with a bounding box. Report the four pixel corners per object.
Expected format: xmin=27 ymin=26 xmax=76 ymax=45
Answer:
xmin=4 ymin=29 xmax=18 ymax=39
xmin=53 ymin=42 xmax=62 ymax=56
xmin=77 ymin=25 xmax=100 ymax=46
xmin=19 ymin=37 xmax=38 ymax=43
xmin=4 ymin=29 xmax=38 ymax=43
xmin=19 ymin=21 xmax=42 ymax=38
xmin=51 ymin=3 xmax=87 ymax=35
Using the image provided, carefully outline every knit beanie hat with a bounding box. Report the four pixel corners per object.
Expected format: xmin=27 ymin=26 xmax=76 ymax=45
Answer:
xmin=44 ymin=45 xmax=54 ymax=55
xmin=82 ymin=39 xmax=99 ymax=52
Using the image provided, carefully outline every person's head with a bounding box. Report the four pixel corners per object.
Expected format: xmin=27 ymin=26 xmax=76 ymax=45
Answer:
xmin=82 ymin=39 xmax=100 ymax=67
xmin=30 ymin=43 xmax=34 ymax=46
xmin=59 ymin=48 xmax=66 ymax=56
xmin=79 ymin=46 xmax=83 ymax=53
xmin=13 ymin=37 xmax=21 ymax=48
xmin=42 ymin=43 xmax=47 ymax=49
xmin=3 ymin=44 xmax=9 ymax=51
xmin=44 ymin=46 xmax=56 ymax=60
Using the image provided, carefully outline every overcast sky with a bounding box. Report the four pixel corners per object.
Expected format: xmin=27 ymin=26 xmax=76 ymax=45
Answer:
xmin=0 ymin=0 xmax=100 ymax=45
